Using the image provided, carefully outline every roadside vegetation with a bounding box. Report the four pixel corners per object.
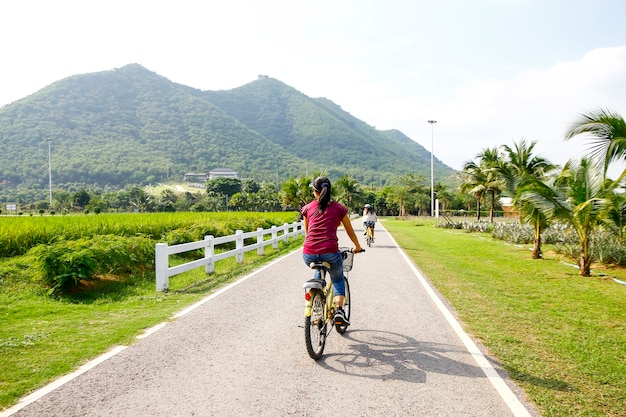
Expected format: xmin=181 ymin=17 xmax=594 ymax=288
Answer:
xmin=385 ymin=218 xmax=625 ymax=417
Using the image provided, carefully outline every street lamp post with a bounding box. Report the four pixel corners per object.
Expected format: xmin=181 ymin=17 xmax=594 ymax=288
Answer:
xmin=427 ymin=120 xmax=437 ymax=216
xmin=47 ymin=138 xmax=53 ymax=205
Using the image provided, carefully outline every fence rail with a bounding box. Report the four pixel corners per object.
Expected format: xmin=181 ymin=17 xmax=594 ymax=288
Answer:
xmin=155 ymin=221 xmax=304 ymax=292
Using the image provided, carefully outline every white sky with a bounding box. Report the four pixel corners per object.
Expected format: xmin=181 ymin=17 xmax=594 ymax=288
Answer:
xmin=1 ymin=0 xmax=625 ymax=172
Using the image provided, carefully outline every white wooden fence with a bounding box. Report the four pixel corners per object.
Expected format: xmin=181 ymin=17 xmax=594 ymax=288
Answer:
xmin=155 ymin=221 xmax=304 ymax=292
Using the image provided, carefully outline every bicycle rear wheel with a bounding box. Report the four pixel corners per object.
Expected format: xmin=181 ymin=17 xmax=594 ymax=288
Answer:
xmin=336 ymin=278 xmax=351 ymax=334
xmin=304 ymin=289 xmax=327 ymax=360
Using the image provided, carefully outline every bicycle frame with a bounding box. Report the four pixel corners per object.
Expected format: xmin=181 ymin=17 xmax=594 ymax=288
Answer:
xmin=303 ymin=248 xmax=354 ymax=360
xmin=303 ymin=267 xmax=334 ymax=320
xmin=365 ymin=225 xmax=374 ymax=246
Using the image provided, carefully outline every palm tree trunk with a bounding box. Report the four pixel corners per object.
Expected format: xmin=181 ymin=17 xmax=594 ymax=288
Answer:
xmin=532 ymin=211 xmax=543 ymax=259
xmin=476 ymin=197 xmax=481 ymax=221
xmin=579 ymin=235 xmax=591 ymax=276
xmin=489 ymin=190 xmax=495 ymax=223
xmin=532 ymin=226 xmax=542 ymax=259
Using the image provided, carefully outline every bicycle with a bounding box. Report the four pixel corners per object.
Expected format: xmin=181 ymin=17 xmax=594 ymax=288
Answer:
xmin=364 ymin=222 xmax=375 ymax=247
xmin=303 ymin=247 xmax=362 ymax=360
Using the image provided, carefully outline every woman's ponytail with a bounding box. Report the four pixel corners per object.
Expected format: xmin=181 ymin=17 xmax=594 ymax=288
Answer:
xmin=312 ymin=176 xmax=332 ymax=213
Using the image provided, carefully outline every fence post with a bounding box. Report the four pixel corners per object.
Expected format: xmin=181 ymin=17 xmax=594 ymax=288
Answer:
xmin=297 ymin=221 xmax=304 ymax=236
xmin=205 ymin=235 xmax=214 ymax=274
xmin=256 ymin=227 xmax=264 ymax=255
xmin=283 ymin=223 xmax=289 ymax=241
xmin=155 ymin=243 xmax=169 ymax=292
xmin=236 ymin=230 xmax=244 ymax=263
xmin=272 ymin=225 xmax=278 ymax=249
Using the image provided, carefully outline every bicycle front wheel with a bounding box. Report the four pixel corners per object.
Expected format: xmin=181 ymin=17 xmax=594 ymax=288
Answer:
xmin=336 ymin=278 xmax=351 ymax=334
xmin=305 ymin=289 xmax=327 ymax=360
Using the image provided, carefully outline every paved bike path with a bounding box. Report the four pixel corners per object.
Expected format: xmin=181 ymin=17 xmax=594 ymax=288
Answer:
xmin=4 ymin=221 xmax=540 ymax=417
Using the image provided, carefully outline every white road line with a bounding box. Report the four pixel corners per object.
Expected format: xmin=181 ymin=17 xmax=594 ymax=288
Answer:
xmin=0 ymin=346 xmax=128 ymax=417
xmin=380 ymin=222 xmax=533 ymax=417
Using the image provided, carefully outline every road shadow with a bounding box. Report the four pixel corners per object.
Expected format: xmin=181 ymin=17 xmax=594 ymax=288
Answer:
xmin=317 ymin=329 xmax=486 ymax=383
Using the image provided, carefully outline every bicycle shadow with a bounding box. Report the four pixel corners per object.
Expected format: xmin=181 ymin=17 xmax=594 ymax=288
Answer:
xmin=316 ymin=329 xmax=486 ymax=384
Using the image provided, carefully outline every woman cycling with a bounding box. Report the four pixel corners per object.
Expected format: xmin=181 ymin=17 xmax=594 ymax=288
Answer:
xmin=362 ymin=204 xmax=377 ymax=241
xmin=301 ymin=176 xmax=363 ymax=326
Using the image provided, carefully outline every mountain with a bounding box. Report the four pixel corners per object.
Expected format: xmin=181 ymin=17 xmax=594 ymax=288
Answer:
xmin=0 ymin=64 xmax=455 ymax=193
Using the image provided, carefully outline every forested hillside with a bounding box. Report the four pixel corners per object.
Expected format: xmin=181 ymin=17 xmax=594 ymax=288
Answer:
xmin=0 ymin=64 xmax=455 ymax=195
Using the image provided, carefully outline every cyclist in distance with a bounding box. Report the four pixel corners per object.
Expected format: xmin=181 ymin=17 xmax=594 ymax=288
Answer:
xmin=362 ymin=204 xmax=377 ymax=241
xmin=301 ymin=176 xmax=363 ymax=326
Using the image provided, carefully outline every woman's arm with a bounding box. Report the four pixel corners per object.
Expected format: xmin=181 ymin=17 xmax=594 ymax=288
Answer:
xmin=341 ymin=214 xmax=363 ymax=252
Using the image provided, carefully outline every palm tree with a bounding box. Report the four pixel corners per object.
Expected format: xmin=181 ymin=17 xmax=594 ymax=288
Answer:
xmin=281 ymin=175 xmax=313 ymax=210
xmin=519 ymin=158 xmax=622 ymax=276
xmin=391 ymin=174 xmax=426 ymax=216
xmin=479 ymin=147 xmax=506 ymax=223
xmin=500 ymin=139 xmax=556 ymax=259
xmin=500 ymin=139 xmax=556 ymax=195
xmin=460 ymin=148 xmax=504 ymax=222
xmin=334 ymin=175 xmax=361 ymax=212
xmin=564 ymin=107 xmax=626 ymax=176
xmin=460 ymin=160 xmax=487 ymax=221
xmin=604 ymin=189 xmax=626 ymax=242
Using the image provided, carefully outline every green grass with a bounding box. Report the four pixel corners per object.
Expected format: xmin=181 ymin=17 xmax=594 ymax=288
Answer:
xmin=384 ymin=218 xmax=626 ymax=417
xmin=0 ymin=211 xmax=302 ymax=410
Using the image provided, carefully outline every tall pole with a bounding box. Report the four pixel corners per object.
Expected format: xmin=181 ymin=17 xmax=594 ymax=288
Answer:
xmin=427 ymin=120 xmax=437 ymax=216
xmin=47 ymin=138 xmax=53 ymax=205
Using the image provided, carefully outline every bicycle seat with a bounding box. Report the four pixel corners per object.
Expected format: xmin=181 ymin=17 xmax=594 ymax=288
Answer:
xmin=309 ymin=261 xmax=330 ymax=270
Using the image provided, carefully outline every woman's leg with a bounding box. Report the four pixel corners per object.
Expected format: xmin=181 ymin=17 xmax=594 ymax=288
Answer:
xmin=324 ymin=251 xmax=346 ymax=307
xmin=302 ymin=253 xmax=322 ymax=280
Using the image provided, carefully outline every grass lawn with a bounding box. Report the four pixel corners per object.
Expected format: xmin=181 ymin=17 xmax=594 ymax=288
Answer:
xmin=384 ymin=218 xmax=626 ymax=417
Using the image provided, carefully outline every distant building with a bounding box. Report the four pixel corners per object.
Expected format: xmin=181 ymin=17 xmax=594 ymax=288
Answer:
xmin=500 ymin=197 xmax=516 ymax=218
xmin=209 ymin=168 xmax=238 ymax=180
xmin=183 ymin=172 xmax=208 ymax=182
xmin=183 ymin=168 xmax=239 ymax=183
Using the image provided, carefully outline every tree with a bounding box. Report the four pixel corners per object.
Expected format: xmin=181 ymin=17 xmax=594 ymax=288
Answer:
xmin=128 ymin=187 xmax=155 ymax=212
xmin=241 ymin=178 xmax=260 ymax=194
xmin=461 ymin=148 xmax=505 ymax=222
xmin=390 ymin=174 xmax=426 ymax=216
xmin=334 ymin=175 xmax=361 ymax=213
xmin=73 ymin=189 xmax=91 ymax=208
xmin=281 ymin=175 xmax=313 ymax=210
xmin=478 ymin=147 xmax=505 ymax=223
xmin=157 ymin=189 xmax=177 ymax=212
xmin=604 ymin=191 xmax=626 ymax=242
xmin=460 ymin=161 xmax=487 ymax=221
xmin=206 ymin=177 xmax=242 ymax=197
xmin=500 ymin=139 xmax=556 ymax=259
xmin=519 ymin=158 xmax=623 ymax=276
xmin=564 ymin=107 xmax=626 ymax=176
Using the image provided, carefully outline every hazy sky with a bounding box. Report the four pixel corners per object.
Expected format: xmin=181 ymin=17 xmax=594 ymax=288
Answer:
xmin=1 ymin=0 xmax=625 ymax=172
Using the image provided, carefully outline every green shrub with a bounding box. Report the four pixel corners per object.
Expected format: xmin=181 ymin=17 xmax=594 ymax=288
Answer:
xmin=29 ymin=235 xmax=155 ymax=294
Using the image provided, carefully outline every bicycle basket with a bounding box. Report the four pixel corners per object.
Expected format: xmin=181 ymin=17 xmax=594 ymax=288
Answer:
xmin=340 ymin=247 xmax=354 ymax=272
